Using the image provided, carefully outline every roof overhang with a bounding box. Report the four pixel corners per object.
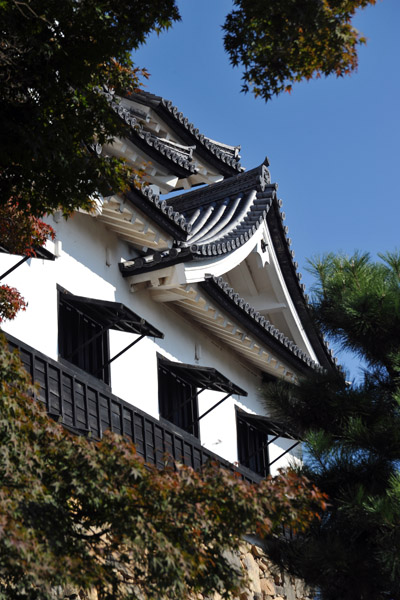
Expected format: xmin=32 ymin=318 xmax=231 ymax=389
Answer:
xmin=123 ymin=242 xmax=322 ymax=376
xmin=266 ymin=201 xmax=337 ymax=370
xmin=60 ymin=292 xmax=164 ymax=338
xmin=95 ymin=192 xmax=179 ymax=251
xmin=0 ymin=244 xmax=55 ymax=261
xmin=144 ymin=283 xmax=305 ymax=380
xmin=237 ymin=408 xmax=299 ymax=440
xmin=120 ymin=226 xmax=265 ymax=281
xmin=126 ymin=91 xmax=243 ymax=177
xmin=102 ymin=154 xmax=337 ymax=373
xmin=159 ymin=357 xmax=247 ymax=396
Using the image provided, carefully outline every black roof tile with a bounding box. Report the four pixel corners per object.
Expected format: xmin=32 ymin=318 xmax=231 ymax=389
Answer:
xmin=118 ymin=159 xmax=339 ymax=374
xmin=126 ymin=90 xmax=243 ymax=176
xmin=121 ymin=160 xmax=274 ymax=268
xmin=103 ymin=88 xmax=198 ymax=176
xmin=200 ymin=275 xmax=324 ymax=375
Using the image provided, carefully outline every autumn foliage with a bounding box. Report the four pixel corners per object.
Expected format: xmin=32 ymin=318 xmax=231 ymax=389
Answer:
xmin=0 ymin=333 xmax=327 ymax=600
xmin=223 ymin=0 xmax=377 ymax=100
xmin=0 ymin=284 xmax=27 ymax=322
xmin=0 ymin=200 xmax=55 ymax=257
xmin=0 ymin=201 xmax=55 ymax=322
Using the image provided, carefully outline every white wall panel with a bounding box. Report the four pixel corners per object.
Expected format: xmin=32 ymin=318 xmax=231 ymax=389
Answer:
xmin=0 ymin=211 xmax=297 ymax=475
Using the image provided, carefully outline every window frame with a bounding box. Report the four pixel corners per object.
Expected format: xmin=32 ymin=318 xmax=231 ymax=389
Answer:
xmin=236 ymin=408 xmax=270 ymax=478
xmin=58 ymin=287 xmax=111 ymax=385
xmin=158 ymin=358 xmax=200 ymax=438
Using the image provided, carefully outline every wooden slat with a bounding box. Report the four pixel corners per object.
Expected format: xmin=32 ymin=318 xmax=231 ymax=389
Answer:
xmin=144 ymin=419 xmax=156 ymax=465
xmin=134 ymin=413 xmax=145 ymax=459
xmin=87 ymin=388 xmax=101 ymax=438
xmin=100 ymin=395 xmax=111 ymax=434
xmin=61 ymin=373 xmax=74 ymax=426
xmin=111 ymin=400 xmax=122 ymax=435
xmin=48 ymin=365 xmax=62 ymax=416
xmin=123 ymin=406 xmax=134 ymax=441
xmin=5 ymin=333 xmax=262 ymax=484
xmin=74 ymin=380 xmax=87 ymax=429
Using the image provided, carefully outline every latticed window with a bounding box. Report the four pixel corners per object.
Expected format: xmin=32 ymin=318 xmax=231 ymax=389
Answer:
xmin=158 ymin=360 xmax=199 ymax=438
xmin=237 ymin=412 xmax=270 ymax=477
xmin=58 ymin=296 xmax=110 ymax=384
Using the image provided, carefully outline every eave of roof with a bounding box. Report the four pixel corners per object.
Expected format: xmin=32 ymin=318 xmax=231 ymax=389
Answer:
xmin=119 ymin=247 xmax=193 ymax=277
xmin=131 ymin=128 xmax=197 ymax=178
xmin=125 ymin=184 xmax=191 ymax=242
xmin=120 ymin=160 xmax=274 ymax=275
xmin=96 ymin=193 xmax=176 ymax=251
xmin=104 ymin=88 xmax=198 ymax=177
xmin=144 ymin=281 xmax=315 ymax=380
xmin=126 ymin=90 xmax=243 ymax=176
xmin=0 ymin=244 xmax=55 ymax=261
xmin=200 ymin=275 xmax=325 ymax=375
xmin=265 ymin=200 xmax=337 ymax=371
xmin=116 ymin=159 xmax=338 ymax=373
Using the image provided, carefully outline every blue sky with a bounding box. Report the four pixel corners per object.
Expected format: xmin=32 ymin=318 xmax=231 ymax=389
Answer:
xmin=133 ymin=0 xmax=400 ymax=378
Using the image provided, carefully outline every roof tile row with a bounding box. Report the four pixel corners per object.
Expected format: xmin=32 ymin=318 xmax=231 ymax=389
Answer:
xmin=161 ymin=98 xmax=243 ymax=172
xmin=120 ymin=159 xmax=340 ymax=374
xmin=123 ymin=91 xmax=242 ymax=175
xmin=103 ymin=88 xmax=198 ymax=174
xmin=207 ymin=275 xmax=324 ymax=372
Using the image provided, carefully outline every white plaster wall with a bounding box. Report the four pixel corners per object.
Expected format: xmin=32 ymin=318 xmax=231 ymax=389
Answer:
xmin=0 ymin=211 xmax=296 ymax=475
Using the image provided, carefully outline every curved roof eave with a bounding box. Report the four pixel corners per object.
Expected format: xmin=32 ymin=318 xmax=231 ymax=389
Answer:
xmin=103 ymin=88 xmax=198 ymax=177
xmin=116 ymin=159 xmax=339 ymax=374
xmin=124 ymin=183 xmax=191 ymax=242
xmin=265 ymin=199 xmax=337 ymax=371
xmin=120 ymin=161 xmax=275 ymax=276
xmin=199 ymin=276 xmax=325 ymax=375
xmin=125 ymin=90 xmax=243 ymax=177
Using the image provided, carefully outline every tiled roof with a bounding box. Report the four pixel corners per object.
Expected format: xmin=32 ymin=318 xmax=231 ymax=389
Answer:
xmin=201 ymin=276 xmax=325 ymax=374
xmin=119 ymin=160 xmax=339 ymax=374
xmin=122 ymin=160 xmax=274 ymax=271
xmin=126 ymin=91 xmax=243 ymax=176
xmin=103 ymin=88 xmax=198 ymax=175
xmin=125 ymin=183 xmax=191 ymax=241
xmin=172 ymin=163 xmax=275 ymax=257
xmin=265 ymin=198 xmax=340 ymax=372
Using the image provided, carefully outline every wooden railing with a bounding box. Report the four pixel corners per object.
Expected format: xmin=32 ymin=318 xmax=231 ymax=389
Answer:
xmin=6 ymin=333 xmax=261 ymax=485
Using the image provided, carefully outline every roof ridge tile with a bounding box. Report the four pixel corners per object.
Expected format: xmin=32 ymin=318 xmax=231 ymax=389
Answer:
xmin=101 ymin=88 xmax=198 ymax=175
xmin=127 ymin=91 xmax=243 ymax=172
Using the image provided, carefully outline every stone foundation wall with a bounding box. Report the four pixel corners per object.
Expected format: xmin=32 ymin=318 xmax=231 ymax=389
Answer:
xmin=227 ymin=541 xmax=312 ymax=600
xmin=57 ymin=541 xmax=311 ymax=600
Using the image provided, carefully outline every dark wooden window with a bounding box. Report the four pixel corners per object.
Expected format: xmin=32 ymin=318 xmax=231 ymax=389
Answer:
xmin=237 ymin=412 xmax=270 ymax=477
xmin=158 ymin=361 xmax=199 ymax=438
xmin=58 ymin=298 xmax=110 ymax=384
